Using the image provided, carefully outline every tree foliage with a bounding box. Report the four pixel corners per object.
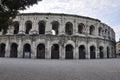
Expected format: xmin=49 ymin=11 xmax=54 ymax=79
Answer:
xmin=0 ymin=0 xmax=41 ymax=34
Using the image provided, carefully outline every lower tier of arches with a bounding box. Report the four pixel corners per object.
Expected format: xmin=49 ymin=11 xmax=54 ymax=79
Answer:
xmin=0 ymin=42 xmax=115 ymax=59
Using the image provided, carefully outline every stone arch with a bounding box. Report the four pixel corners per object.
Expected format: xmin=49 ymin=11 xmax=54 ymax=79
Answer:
xmin=51 ymin=21 xmax=59 ymax=35
xmin=25 ymin=20 xmax=32 ymax=34
xmin=51 ymin=44 xmax=59 ymax=59
xmin=78 ymin=23 xmax=85 ymax=34
xmin=65 ymin=44 xmax=74 ymax=59
xmin=10 ymin=43 xmax=18 ymax=58
xmin=65 ymin=22 xmax=73 ymax=35
xmin=37 ymin=43 xmax=45 ymax=59
xmin=89 ymin=25 xmax=95 ymax=35
xmin=98 ymin=27 xmax=102 ymax=36
xmin=79 ymin=45 xmax=86 ymax=59
xmin=107 ymin=47 xmax=110 ymax=58
xmin=90 ymin=45 xmax=96 ymax=59
xmin=38 ymin=21 xmax=45 ymax=34
xmin=13 ymin=21 xmax=19 ymax=34
xmin=23 ymin=43 xmax=31 ymax=58
xmin=0 ymin=43 xmax=6 ymax=57
xmin=99 ymin=46 xmax=104 ymax=59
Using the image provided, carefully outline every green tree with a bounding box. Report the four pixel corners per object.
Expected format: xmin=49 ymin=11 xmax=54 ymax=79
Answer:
xmin=0 ymin=0 xmax=41 ymax=34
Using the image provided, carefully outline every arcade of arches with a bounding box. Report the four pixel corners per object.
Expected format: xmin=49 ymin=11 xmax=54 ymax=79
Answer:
xmin=0 ymin=43 xmax=112 ymax=59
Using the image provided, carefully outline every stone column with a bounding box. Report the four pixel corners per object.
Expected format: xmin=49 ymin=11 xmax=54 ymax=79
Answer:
xmin=45 ymin=18 xmax=52 ymax=35
xmin=5 ymin=41 xmax=10 ymax=58
xmin=74 ymin=43 xmax=79 ymax=59
xmin=31 ymin=41 xmax=36 ymax=59
xmin=59 ymin=16 xmax=65 ymax=35
xmin=19 ymin=20 xmax=25 ymax=34
xmin=45 ymin=40 xmax=51 ymax=59
xmin=73 ymin=19 xmax=78 ymax=35
xmin=17 ymin=39 xmax=23 ymax=58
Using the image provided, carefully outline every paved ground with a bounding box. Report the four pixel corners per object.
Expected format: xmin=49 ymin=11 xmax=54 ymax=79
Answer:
xmin=0 ymin=58 xmax=120 ymax=80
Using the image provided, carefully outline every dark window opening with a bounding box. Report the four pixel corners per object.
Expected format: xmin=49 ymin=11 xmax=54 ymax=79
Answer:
xmin=65 ymin=22 xmax=73 ymax=35
xmin=13 ymin=21 xmax=19 ymax=34
xmin=25 ymin=21 xmax=32 ymax=34
xmin=89 ymin=25 xmax=95 ymax=35
xmin=38 ymin=21 xmax=45 ymax=34
xmin=52 ymin=21 xmax=59 ymax=35
xmin=78 ymin=23 xmax=84 ymax=34
xmin=98 ymin=27 xmax=102 ymax=36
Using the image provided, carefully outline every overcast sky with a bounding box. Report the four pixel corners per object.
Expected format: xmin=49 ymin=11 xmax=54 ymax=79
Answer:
xmin=20 ymin=0 xmax=120 ymax=41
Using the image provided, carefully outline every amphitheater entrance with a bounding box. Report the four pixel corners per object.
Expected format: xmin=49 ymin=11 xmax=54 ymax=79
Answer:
xmin=99 ymin=46 xmax=104 ymax=59
xmin=107 ymin=47 xmax=110 ymax=58
xmin=90 ymin=46 xmax=96 ymax=59
xmin=51 ymin=44 xmax=59 ymax=59
xmin=10 ymin=43 xmax=18 ymax=58
xmin=23 ymin=44 xmax=31 ymax=58
xmin=0 ymin=43 xmax=5 ymax=57
xmin=65 ymin=44 xmax=73 ymax=59
xmin=37 ymin=44 xmax=45 ymax=59
xmin=79 ymin=45 xmax=86 ymax=59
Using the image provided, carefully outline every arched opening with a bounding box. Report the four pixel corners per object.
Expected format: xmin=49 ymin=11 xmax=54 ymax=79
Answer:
xmin=37 ymin=44 xmax=45 ymax=59
xmin=65 ymin=44 xmax=73 ymax=59
xmin=0 ymin=43 xmax=6 ymax=57
xmin=79 ymin=45 xmax=86 ymax=59
xmin=25 ymin=21 xmax=32 ymax=34
xmin=98 ymin=27 xmax=102 ymax=36
xmin=99 ymin=46 xmax=104 ymax=59
xmin=38 ymin=21 xmax=45 ymax=34
xmin=51 ymin=21 xmax=59 ymax=35
xmin=89 ymin=25 xmax=95 ymax=35
xmin=10 ymin=43 xmax=18 ymax=58
xmin=78 ymin=23 xmax=84 ymax=34
xmin=90 ymin=46 xmax=96 ymax=59
xmin=23 ymin=44 xmax=31 ymax=58
xmin=13 ymin=21 xmax=19 ymax=34
xmin=51 ymin=44 xmax=59 ymax=59
xmin=107 ymin=47 xmax=110 ymax=58
xmin=65 ymin=22 xmax=73 ymax=35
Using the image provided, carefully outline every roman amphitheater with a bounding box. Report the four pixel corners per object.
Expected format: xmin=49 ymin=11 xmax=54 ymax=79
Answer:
xmin=0 ymin=13 xmax=116 ymax=59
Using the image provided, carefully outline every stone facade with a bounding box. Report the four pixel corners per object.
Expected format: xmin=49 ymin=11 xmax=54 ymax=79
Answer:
xmin=0 ymin=13 xmax=116 ymax=59
xmin=116 ymin=41 xmax=120 ymax=57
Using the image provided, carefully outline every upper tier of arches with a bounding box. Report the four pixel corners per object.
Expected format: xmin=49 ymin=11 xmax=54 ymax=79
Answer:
xmin=1 ymin=13 xmax=115 ymax=41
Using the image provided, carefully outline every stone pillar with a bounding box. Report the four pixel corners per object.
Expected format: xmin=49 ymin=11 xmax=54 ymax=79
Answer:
xmin=5 ymin=41 xmax=10 ymax=58
xmin=45 ymin=40 xmax=51 ymax=59
xmin=31 ymin=41 xmax=36 ymax=59
xmin=45 ymin=18 xmax=52 ymax=35
xmin=59 ymin=45 xmax=62 ymax=59
xmin=17 ymin=39 xmax=23 ymax=58
xmin=73 ymin=19 xmax=78 ymax=35
xmin=86 ymin=41 xmax=89 ymax=59
xmin=19 ymin=20 xmax=25 ymax=34
xmin=59 ymin=16 xmax=65 ymax=35
xmin=74 ymin=44 xmax=79 ymax=59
